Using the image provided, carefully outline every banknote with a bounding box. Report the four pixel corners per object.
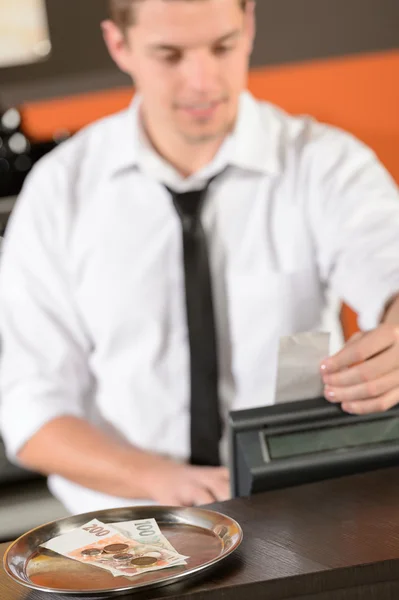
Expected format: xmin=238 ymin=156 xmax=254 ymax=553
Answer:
xmin=110 ymin=519 xmax=188 ymax=577
xmin=111 ymin=518 xmax=187 ymax=558
xmin=41 ymin=518 xmax=187 ymax=578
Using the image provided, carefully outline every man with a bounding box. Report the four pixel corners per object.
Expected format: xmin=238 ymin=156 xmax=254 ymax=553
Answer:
xmin=1 ymin=0 xmax=399 ymax=515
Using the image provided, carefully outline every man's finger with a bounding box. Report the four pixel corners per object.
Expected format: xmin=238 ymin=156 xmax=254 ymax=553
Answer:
xmin=214 ymin=466 xmax=230 ymax=481
xmin=207 ymin=479 xmax=231 ymax=502
xmin=321 ymin=324 xmax=397 ymax=374
xmin=192 ymin=487 xmax=217 ymax=506
xmin=179 ymin=484 xmax=215 ymax=506
xmin=195 ymin=468 xmax=230 ymax=502
xmin=197 ymin=466 xmax=230 ymax=481
xmin=347 ymin=331 xmax=365 ymax=345
xmin=325 ymin=369 xmax=399 ymax=403
xmin=342 ymin=389 xmax=399 ymax=415
xmin=322 ymin=346 xmax=399 ymax=387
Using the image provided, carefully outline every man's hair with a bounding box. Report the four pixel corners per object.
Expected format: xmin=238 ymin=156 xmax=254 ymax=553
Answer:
xmin=108 ymin=0 xmax=248 ymax=30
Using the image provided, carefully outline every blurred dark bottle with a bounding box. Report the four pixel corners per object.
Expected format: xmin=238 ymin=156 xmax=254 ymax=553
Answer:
xmin=0 ymin=105 xmax=70 ymax=199
xmin=0 ymin=104 xmax=70 ymax=235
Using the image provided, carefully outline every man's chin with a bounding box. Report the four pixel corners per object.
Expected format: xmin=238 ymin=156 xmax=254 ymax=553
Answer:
xmin=179 ymin=123 xmax=231 ymax=145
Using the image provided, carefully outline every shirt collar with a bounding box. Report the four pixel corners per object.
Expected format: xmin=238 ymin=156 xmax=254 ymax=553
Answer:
xmin=108 ymin=90 xmax=282 ymax=181
xmin=230 ymin=90 xmax=282 ymax=176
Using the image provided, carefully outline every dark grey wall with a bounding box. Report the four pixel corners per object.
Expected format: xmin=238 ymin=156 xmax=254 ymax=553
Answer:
xmin=0 ymin=0 xmax=398 ymax=106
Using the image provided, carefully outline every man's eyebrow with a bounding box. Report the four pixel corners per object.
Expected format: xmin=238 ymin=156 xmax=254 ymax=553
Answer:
xmin=147 ymin=29 xmax=241 ymax=52
xmin=214 ymin=29 xmax=241 ymax=44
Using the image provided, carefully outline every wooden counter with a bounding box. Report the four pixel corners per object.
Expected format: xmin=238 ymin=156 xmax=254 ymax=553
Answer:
xmin=2 ymin=466 xmax=399 ymax=599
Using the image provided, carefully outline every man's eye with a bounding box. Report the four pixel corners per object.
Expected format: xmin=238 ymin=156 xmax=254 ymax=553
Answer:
xmin=213 ymin=46 xmax=234 ymax=55
xmin=161 ymin=53 xmax=182 ymax=64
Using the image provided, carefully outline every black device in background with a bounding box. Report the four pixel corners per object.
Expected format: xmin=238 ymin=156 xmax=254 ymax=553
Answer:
xmin=228 ymin=397 xmax=399 ymax=498
xmin=0 ymin=106 xmax=68 ymax=205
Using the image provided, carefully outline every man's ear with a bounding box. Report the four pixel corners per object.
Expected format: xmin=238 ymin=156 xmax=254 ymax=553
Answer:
xmin=101 ymin=19 xmax=134 ymax=76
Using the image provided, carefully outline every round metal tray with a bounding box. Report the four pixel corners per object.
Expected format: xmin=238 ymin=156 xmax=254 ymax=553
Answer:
xmin=4 ymin=505 xmax=243 ymax=596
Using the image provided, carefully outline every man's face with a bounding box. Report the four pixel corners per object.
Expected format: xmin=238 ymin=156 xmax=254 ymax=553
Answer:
xmin=103 ymin=0 xmax=255 ymax=145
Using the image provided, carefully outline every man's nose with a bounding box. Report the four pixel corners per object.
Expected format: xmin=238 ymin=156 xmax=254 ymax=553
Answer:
xmin=181 ymin=52 xmax=219 ymax=94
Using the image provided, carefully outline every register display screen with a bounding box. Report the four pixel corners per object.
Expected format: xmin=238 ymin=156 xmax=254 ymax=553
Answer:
xmin=266 ymin=417 xmax=399 ymax=460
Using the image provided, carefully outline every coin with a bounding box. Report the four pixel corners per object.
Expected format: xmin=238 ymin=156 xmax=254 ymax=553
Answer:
xmin=113 ymin=553 xmax=135 ymax=562
xmin=103 ymin=543 xmax=129 ymax=554
xmin=130 ymin=556 xmax=158 ymax=567
xmin=81 ymin=548 xmax=102 ymax=557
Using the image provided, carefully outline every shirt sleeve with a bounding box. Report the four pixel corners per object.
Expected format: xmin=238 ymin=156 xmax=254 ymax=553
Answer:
xmin=0 ymin=156 xmax=91 ymax=461
xmin=306 ymin=125 xmax=399 ymax=331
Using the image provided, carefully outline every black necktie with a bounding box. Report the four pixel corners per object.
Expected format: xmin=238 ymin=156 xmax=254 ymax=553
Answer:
xmin=166 ymin=180 xmax=222 ymax=466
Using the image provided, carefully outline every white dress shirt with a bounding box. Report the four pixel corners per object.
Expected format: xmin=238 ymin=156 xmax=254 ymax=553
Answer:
xmin=1 ymin=91 xmax=399 ymax=514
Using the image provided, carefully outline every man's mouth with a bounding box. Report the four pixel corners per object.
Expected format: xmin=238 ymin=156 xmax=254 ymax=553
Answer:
xmin=178 ymin=100 xmax=224 ymax=119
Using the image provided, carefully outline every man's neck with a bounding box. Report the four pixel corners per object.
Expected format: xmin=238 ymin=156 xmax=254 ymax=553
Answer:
xmin=141 ymin=114 xmax=228 ymax=178
xmin=157 ymin=137 xmax=225 ymax=178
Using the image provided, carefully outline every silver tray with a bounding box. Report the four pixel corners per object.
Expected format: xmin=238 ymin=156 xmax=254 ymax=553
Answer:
xmin=3 ymin=505 xmax=243 ymax=596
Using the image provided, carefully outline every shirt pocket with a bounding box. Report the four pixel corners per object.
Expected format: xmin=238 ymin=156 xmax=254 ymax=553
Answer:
xmin=226 ymin=266 xmax=323 ymax=406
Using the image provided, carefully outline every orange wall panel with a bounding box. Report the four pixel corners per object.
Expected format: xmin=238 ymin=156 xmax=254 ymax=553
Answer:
xmin=21 ymin=51 xmax=399 ymax=188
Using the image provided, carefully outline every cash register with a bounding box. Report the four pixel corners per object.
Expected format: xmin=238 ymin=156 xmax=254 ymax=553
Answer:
xmin=228 ymin=396 xmax=399 ymax=497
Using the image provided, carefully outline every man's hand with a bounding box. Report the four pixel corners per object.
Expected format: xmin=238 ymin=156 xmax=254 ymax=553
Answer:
xmin=18 ymin=416 xmax=230 ymax=506
xmin=140 ymin=457 xmax=230 ymax=506
xmin=320 ymin=324 xmax=399 ymax=414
